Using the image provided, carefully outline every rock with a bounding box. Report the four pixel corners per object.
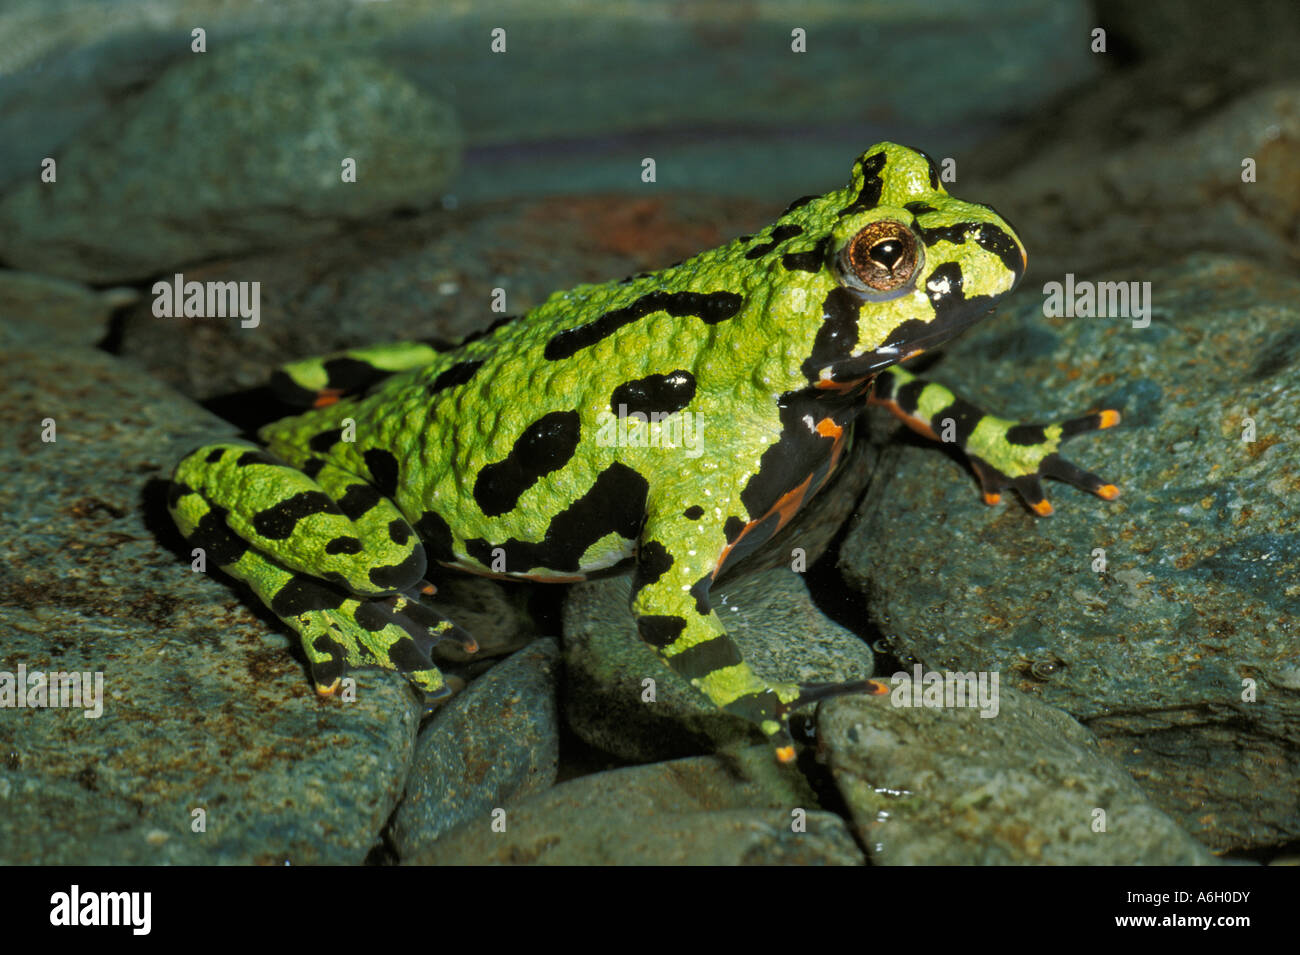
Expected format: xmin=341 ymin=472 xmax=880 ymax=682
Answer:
xmin=820 ymin=686 xmax=1218 ymax=864
xmin=0 ymin=343 xmax=419 ymax=863
xmin=563 ymin=568 xmax=875 ymax=762
xmin=0 ymin=270 xmax=136 ymax=349
xmin=391 ymin=639 xmax=561 ymax=858
xmin=0 ymin=38 xmax=460 ymax=282
xmin=970 ymin=85 xmax=1300 ymax=282
xmin=840 ymin=254 xmax=1300 ymax=853
xmin=407 ymin=746 xmax=862 ymax=865
xmin=0 ymin=1 xmax=1095 ymax=201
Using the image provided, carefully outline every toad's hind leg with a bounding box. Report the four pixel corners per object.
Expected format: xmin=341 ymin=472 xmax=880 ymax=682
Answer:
xmin=169 ymin=441 xmax=471 ymax=697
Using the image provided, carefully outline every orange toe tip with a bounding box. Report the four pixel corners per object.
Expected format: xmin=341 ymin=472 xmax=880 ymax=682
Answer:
xmin=1031 ymin=500 xmax=1055 ymax=517
xmin=1097 ymin=484 xmax=1120 ymax=500
xmin=867 ymin=680 xmax=890 ymax=696
xmin=315 ymin=679 xmax=341 ymax=697
xmin=982 ymin=492 xmax=1002 ymax=506
xmin=1098 ymin=409 xmax=1121 ymax=428
xmin=775 ymin=745 xmax=797 ymax=764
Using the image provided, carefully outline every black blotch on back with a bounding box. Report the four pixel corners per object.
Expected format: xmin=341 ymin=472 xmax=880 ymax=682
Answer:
xmin=610 ymin=370 xmax=697 ymax=418
xmin=308 ymin=429 xmax=343 ymax=454
xmin=414 ymin=510 xmax=456 ymax=563
xmin=683 ymin=505 xmax=704 ymax=520
xmin=473 ymin=410 xmax=582 ymax=517
xmin=465 ymin=462 xmax=648 ymax=573
xmin=544 ymin=290 xmax=744 ymax=361
xmin=337 ymin=483 xmax=382 ymax=520
xmin=782 ymin=194 xmax=817 ymax=216
xmin=429 ymin=359 xmax=484 ymax=395
xmin=363 ymin=449 xmax=401 ymax=500
xmin=455 ymin=314 xmax=519 ymax=347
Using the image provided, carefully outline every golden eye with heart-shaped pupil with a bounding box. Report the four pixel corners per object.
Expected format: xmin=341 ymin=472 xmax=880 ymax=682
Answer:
xmin=837 ymin=221 xmax=921 ymax=294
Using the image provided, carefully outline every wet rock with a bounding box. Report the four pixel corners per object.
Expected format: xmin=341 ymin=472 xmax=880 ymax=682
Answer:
xmin=563 ymin=568 xmax=875 ymax=762
xmin=820 ymin=685 xmax=1218 ymax=864
xmin=0 ymin=271 xmax=136 ymax=349
xmin=0 ymin=39 xmax=460 ymax=282
xmin=407 ymin=746 xmax=862 ymax=865
xmin=841 ymin=255 xmax=1300 ymax=852
xmin=972 ymin=85 xmax=1300 ymax=282
xmin=392 ymin=639 xmax=561 ymax=859
xmin=0 ymin=343 xmax=420 ymax=863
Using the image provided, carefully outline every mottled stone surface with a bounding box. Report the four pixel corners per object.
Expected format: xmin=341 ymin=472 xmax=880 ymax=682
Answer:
xmin=392 ymin=640 xmax=561 ymax=858
xmin=0 ymin=39 xmax=460 ymax=282
xmin=0 ymin=344 xmax=420 ymax=864
xmin=820 ymin=686 xmax=1218 ymax=864
xmin=408 ymin=747 xmax=861 ymax=865
xmin=842 ymin=255 xmax=1300 ymax=852
xmin=0 ymin=270 xmax=136 ymax=349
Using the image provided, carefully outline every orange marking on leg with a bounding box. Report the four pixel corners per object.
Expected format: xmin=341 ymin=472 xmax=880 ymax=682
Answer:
xmin=775 ymin=745 xmax=796 ymax=764
xmin=815 ymin=417 xmax=843 ymax=440
xmin=815 ymin=375 xmax=866 ymax=393
xmin=312 ymin=389 xmax=344 ymax=409
xmin=1098 ymin=409 xmax=1121 ymax=429
xmin=1097 ymin=484 xmax=1120 ymax=500
xmin=871 ymin=396 xmax=940 ymax=441
xmin=982 ymin=492 xmax=1002 ymax=506
xmin=1030 ymin=499 xmax=1054 ymax=517
xmin=713 ymin=474 xmax=816 ymax=577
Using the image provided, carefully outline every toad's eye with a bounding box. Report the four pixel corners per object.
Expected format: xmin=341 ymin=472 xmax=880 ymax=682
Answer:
xmin=835 ymin=221 xmax=923 ymax=300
